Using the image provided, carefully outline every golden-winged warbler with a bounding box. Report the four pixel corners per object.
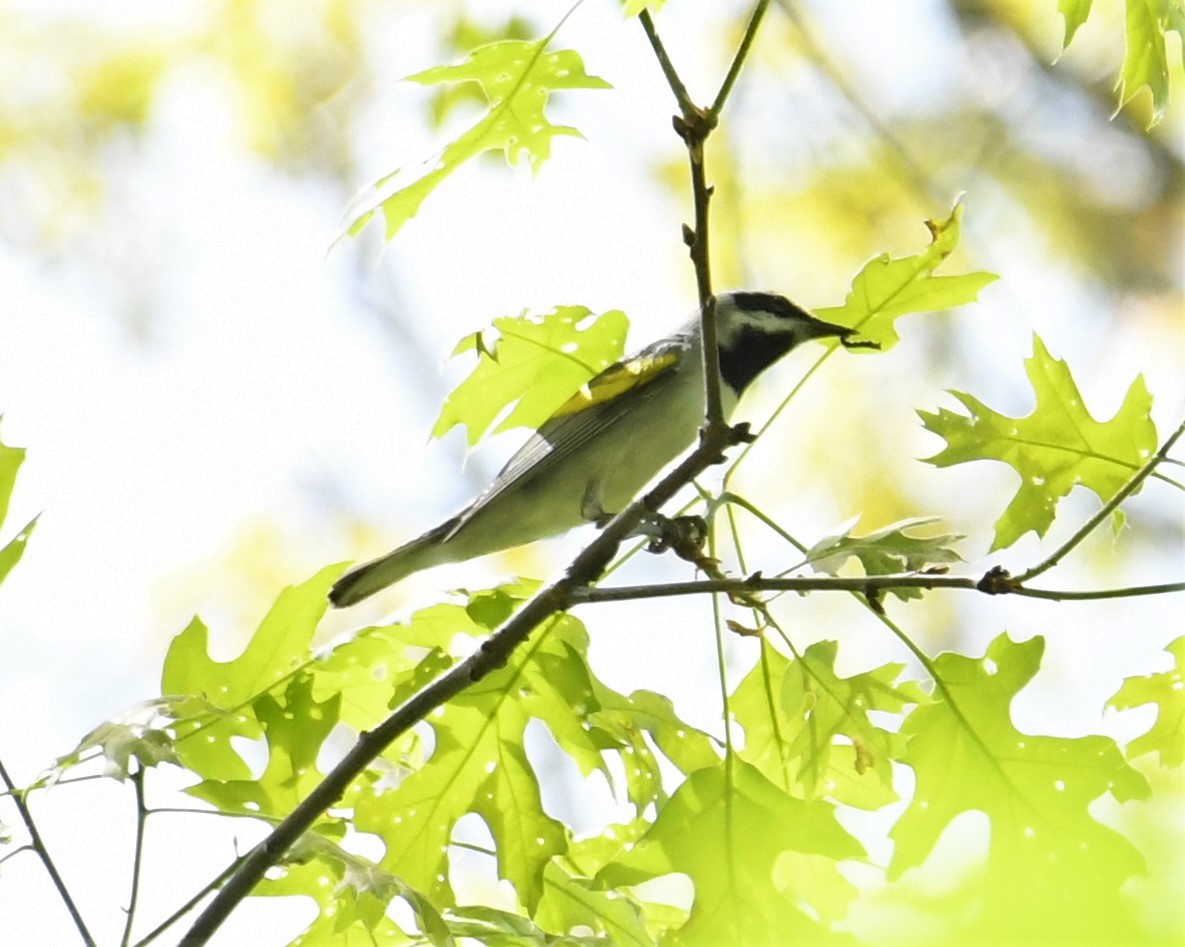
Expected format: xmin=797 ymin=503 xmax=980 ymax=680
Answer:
xmin=330 ymin=291 xmax=854 ymax=607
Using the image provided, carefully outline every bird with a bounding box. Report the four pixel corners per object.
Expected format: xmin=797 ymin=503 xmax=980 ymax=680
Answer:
xmin=329 ymin=291 xmax=856 ymax=607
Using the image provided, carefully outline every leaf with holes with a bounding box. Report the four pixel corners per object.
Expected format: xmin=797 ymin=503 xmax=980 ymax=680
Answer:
xmin=891 ymin=634 xmax=1150 ymax=943
xmin=733 ymin=639 xmax=926 ymax=809
xmin=919 ymin=334 xmax=1157 ymax=550
xmin=597 ymin=759 xmax=865 ymax=944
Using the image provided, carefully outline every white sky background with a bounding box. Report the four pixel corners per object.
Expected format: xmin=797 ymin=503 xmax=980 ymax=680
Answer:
xmin=1 ymin=1 xmax=1182 ymax=943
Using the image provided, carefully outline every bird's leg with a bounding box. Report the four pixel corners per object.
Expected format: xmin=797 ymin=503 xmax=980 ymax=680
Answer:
xmin=581 ymin=482 xmax=614 ymax=528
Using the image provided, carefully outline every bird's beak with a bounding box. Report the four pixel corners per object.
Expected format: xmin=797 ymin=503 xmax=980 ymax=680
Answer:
xmin=803 ymin=315 xmax=855 ymax=340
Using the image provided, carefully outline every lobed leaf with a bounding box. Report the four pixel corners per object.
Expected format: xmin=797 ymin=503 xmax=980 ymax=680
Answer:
xmin=597 ymin=759 xmax=864 ymax=945
xmin=919 ymin=334 xmax=1158 ymax=550
xmin=347 ymin=40 xmax=610 ymax=241
xmin=1058 ymin=0 xmax=1095 ymax=46
xmin=160 ymin=565 xmax=339 ymax=780
xmin=432 ymin=306 xmax=629 ymax=447
xmin=347 ymin=592 xmax=714 ymax=916
xmin=1117 ymin=0 xmax=1185 ymax=126
xmin=1107 ymin=635 xmax=1185 ymax=767
xmin=805 ymin=517 xmax=964 ymax=601
xmin=733 ymin=639 xmax=925 ymax=808
xmin=0 ymin=422 xmax=25 ymax=532
xmin=891 ymin=633 xmax=1150 ymax=942
xmin=813 ymin=203 xmax=997 ymax=351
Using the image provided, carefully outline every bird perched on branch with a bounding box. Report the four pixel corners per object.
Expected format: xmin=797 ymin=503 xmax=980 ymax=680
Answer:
xmin=330 ymin=291 xmax=859 ymax=607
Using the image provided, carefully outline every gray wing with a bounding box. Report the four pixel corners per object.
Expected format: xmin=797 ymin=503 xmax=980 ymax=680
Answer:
xmin=446 ymin=336 xmax=685 ymax=536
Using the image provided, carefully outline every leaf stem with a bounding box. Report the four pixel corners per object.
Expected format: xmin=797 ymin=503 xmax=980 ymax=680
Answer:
xmin=1013 ymin=414 xmax=1185 ymax=583
xmin=0 ymin=755 xmax=95 ymax=946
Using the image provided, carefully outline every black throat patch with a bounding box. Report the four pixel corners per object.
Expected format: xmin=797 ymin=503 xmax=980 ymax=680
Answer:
xmin=718 ymin=324 xmax=801 ymax=396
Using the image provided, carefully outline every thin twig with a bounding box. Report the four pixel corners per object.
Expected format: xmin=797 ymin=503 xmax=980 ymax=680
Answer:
xmin=568 ymin=572 xmax=1182 ymax=604
xmin=710 ymin=0 xmax=771 ymax=119
xmin=132 ymin=857 xmax=245 ymax=947
xmin=1014 ymin=415 xmax=1185 ymax=583
xmin=637 ymin=10 xmax=696 ymax=118
xmin=0 ymin=756 xmax=95 ymax=946
xmin=121 ymin=767 xmax=148 ymax=947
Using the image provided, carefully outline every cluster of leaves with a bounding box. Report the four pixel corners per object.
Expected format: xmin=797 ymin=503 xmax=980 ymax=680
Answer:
xmin=38 ymin=570 xmax=1179 ymax=945
xmin=1059 ymin=0 xmax=1185 ymax=125
xmin=14 ymin=187 xmax=1180 ymax=943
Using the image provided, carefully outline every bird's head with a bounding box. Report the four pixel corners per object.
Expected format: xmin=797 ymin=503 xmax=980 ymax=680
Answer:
xmin=712 ymin=291 xmax=860 ymax=395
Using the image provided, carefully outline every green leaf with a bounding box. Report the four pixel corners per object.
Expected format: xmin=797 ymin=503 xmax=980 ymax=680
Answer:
xmin=160 ymin=565 xmax=339 ymax=779
xmin=1059 ymin=0 xmax=1095 ymax=46
xmin=44 ymin=696 xmax=224 ymax=785
xmin=1117 ymin=0 xmax=1185 ymax=126
xmin=0 ymin=422 xmax=25 ymax=532
xmin=0 ymin=515 xmax=37 ymax=590
xmin=1107 ymin=635 xmax=1185 ymax=767
xmin=426 ymin=15 xmax=535 ymax=128
xmin=0 ymin=424 xmax=34 ymax=590
xmin=597 ymin=759 xmax=864 ymax=945
xmin=534 ymin=861 xmax=652 ymax=946
xmin=890 ymin=634 xmax=1149 ymax=942
xmin=351 ymin=616 xmax=572 ymax=912
xmin=262 ymin=833 xmax=452 ymax=946
xmin=431 ymin=306 xmax=629 ymax=447
xmin=805 ymin=517 xmax=964 ymax=601
xmin=918 ymin=334 xmax=1158 ymax=551
xmin=733 ymin=640 xmax=925 ymax=808
xmin=186 ymin=676 xmax=342 ymax=821
xmin=347 ymin=39 xmax=610 ymax=241
xmin=55 ymin=714 xmax=179 ymax=781
xmin=446 ymin=904 xmax=600 ymax=946
xmin=347 ymin=594 xmax=716 ymax=916
xmin=813 ymin=204 xmax=998 ymax=351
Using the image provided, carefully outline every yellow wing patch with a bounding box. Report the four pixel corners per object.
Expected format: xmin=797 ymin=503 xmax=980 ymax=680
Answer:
xmin=552 ymin=350 xmax=680 ymax=417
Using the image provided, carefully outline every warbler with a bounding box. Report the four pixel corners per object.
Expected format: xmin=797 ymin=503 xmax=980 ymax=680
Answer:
xmin=329 ymin=291 xmax=856 ymax=607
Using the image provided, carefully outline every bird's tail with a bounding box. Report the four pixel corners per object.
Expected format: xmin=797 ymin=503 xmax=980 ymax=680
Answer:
xmin=329 ymin=517 xmax=459 ymax=608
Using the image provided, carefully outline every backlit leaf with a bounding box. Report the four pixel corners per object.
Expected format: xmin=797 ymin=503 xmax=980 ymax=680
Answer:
xmin=805 ymin=517 xmax=964 ymax=601
xmin=733 ymin=639 xmax=925 ymax=808
xmin=918 ymin=334 xmax=1157 ymax=550
xmin=891 ymin=634 xmax=1149 ymax=942
xmin=813 ymin=204 xmax=997 ymax=351
xmin=1107 ymin=635 xmax=1185 ymax=767
xmin=347 ymin=39 xmax=610 ymax=241
xmin=598 ymin=759 xmax=864 ymax=945
xmin=432 ymin=306 xmax=628 ymax=447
